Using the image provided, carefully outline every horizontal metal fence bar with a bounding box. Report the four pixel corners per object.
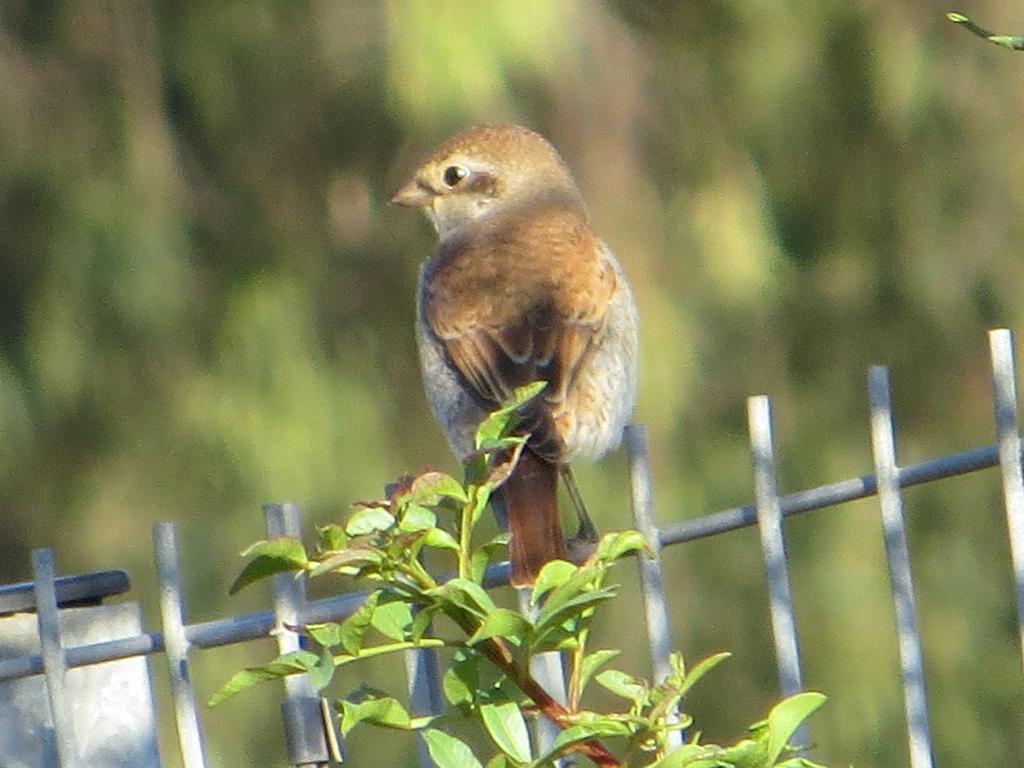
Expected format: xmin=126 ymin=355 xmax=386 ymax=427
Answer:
xmin=0 ymin=632 xmax=158 ymax=681
xmin=0 ymin=569 xmax=130 ymax=613
xmin=659 ymin=443 xmax=1001 ymax=547
xmin=0 ymin=590 xmax=370 ymax=684
xmin=0 ymin=442 xmax=1007 ymax=686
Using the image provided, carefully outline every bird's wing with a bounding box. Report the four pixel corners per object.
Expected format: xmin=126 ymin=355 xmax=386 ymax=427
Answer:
xmin=424 ymin=212 xmax=616 ymax=455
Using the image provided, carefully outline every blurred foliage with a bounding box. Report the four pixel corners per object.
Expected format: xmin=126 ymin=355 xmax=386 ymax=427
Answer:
xmin=1 ymin=1 xmax=1022 ymax=766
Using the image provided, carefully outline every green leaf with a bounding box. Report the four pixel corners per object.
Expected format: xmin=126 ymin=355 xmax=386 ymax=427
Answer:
xmin=481 ymin=531 xmax=512 ymax=550
xmin=538 ymin=719 xmax=634 ymax=765
xmin=474 ymin=381 xmax=547 ymax=449
xmin=577 ymin=649 xmax=621 ymax=695
xmin=647 ymin=744 xmax=727 ymax=768
xmin=471 ymin=532 xmax=510 ymax=581
xmin=554 ymin=715 xmax=634 ymax=739
xmin=676 ymin=652 xmax=732 ymax=698
xmin=309 ymin=546 xmax=384 ymax=577
xmin=229 ymin=537 xmax=309 ymax=594
xmin=442 ymin=652 xmax=480 ymax=708
xmin=593 ymin=530 xmax=650 ymax=563
xmin=537 ymin=724 xmax=598 ymax=764
xmin=399 ymin=503 xmax=437 ymax=532
xmin=308 ymin=644 xmax=335 ymax=692
xmin=532 ymin=586 xmax=618 ymax=645
xmin=318 ymin=524 xmax=348 ymax=552
xmin=208 ymin=649 xmax=320 ymax=706
xmin=470 ymin=548 xmax=492 ymax=583
xmin=340 ymin=694 xmax=412 ymax=736
xmin=765 ymin=692 xmax=826 ymax=763
xmin=476 ymin=435 xmax=527 ymax=456
xmin=305 ymin=622 xmax=343 ymax=648
xmin=409 ymin=470 xmax=470 ymax=505
xmin=468 ymin=484 xmax=495 ymax=528
xmin=468 ymin=608 xmax=532 ymax=645
xmin=424 ymin=729 xmax=484 ymax=768
xmin=409 ymin=605 xmax=437 ymax=642
xmin=717 ymin=738 xmax=763 ymax=765
xmin=239 ymin=536 xmax=309 ymax=564
xmin=371 ymin=598 xmax=414 ymax=641
xmin=476 ymin=440 xmax=527 ymax=496
xmin=484 ymin=754 xmax=511 ymax=768
xmin=480 ymin=701 xmax=532 ymax=764
xmin=595 ymin=669 xmax=648 ymax=703
xmin=346 ymin=507 xmax=396 ymax=536
xmin=530 ymin=559 xmax=577 ymax=603
xmin=338 ymin=592 xmax=379 ymax=655
xmin=408 ymin=713 xmax=445 ymax=731
xmin=435 ymin=578 xmax=497 ymax=619
xmin=424 ymin=527 xmax=460 ymax=551
xmin=532 ymin=564 xmax=601 ymax=619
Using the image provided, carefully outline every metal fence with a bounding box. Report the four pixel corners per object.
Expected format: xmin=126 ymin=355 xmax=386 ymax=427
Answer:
xmin=1 ymin=327 xmax=1022 ymax=767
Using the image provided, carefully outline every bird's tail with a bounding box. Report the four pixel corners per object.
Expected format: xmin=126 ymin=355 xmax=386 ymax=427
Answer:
xmin=497 ymin=448 xmax=566 ymax=587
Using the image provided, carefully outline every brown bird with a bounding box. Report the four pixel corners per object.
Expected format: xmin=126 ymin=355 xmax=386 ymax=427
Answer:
xmin=391 ymin=124 xmax=638 ymax=586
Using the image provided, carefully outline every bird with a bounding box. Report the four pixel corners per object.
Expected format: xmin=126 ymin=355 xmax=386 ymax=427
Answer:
xmin=390 ymin=123 xmax=638 ymax=587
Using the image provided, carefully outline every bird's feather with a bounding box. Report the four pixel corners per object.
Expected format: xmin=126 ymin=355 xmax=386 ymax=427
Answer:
xmin=424 ymin=205 xmax=616 ymax=458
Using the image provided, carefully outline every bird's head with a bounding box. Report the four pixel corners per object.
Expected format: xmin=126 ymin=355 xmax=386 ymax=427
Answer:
xmin=390 ymin=124 xmax=583 ymax=239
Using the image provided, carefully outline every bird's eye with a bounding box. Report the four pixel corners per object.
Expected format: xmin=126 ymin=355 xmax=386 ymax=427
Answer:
xmin=443 ymin=165 xmax=469 ymax=187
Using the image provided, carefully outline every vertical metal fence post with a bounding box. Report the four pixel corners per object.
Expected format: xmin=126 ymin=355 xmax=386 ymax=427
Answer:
xmin=265 ymin=503 xmax=342 ymax=766
xmin=747 ymin=396 xmax=805 ymax=700
xmin=867 ymin=367 xmax=934 ymax=768
xmin=31 ymin=548 xmax=78 ymax=766
xmin=988 ymin=329 xmax=1024 ymax=672
xmin=517 ymin=590 xmax=567 ymax=760
xmin=626 ymin=424 xmax=683 ymax=751
xmin=404 ymin=621 xmax=442 ymax=768
xmin=154 ymin=522 xmax=209 ymax=768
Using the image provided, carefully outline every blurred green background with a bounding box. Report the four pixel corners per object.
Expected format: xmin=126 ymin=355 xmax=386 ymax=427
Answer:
xmin=2 ymin=1 xmax=1023 ymax=765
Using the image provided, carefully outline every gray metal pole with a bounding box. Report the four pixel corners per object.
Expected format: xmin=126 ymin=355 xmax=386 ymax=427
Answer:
xmin=154 ymin=522 xmax=209 ymax=768
xmin=988 ymin=329 xmax=1024 ymax=673
xmin=626 ymin=424 xmax=682 ymax=750
xmin=265 ymin=503 xmax=342 ymax=766
xmin=32 ymin=549 xmax=78 ymax=766
xmin=748 ymin=396 xmax=804 ymax=700
xmin=867 ymin=367 xmax=934 ymax=768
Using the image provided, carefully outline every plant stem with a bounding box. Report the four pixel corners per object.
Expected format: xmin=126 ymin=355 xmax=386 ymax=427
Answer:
xmin=404 ymin=557 xmax=438 ymax=592
xmin=458 ymin=489 xmax=478 ymax=580
xmin=330 ymin=637 xmax=449 ymax=668
xmin=483 ymin=638 xmax=619 ymax=766
xmin=568 ymin=643 xmax=584 ymax=711
xmin=443 ymin=604 xmax=620 ymax=767
xmin=947 ymin=12 xmax=1024 ymax=49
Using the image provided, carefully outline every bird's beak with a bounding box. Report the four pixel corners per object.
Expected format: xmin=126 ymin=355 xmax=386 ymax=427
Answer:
xmin=389 ymin=179 xmax=433 ymax=208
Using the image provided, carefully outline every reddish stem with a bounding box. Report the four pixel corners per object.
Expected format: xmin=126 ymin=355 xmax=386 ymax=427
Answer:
xmin=475 ymin=636 xmax=620 ymax=766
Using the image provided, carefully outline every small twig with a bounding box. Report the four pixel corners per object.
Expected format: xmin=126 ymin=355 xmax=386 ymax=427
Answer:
xmin=947 ymin=12 xmax=1024 ymax=50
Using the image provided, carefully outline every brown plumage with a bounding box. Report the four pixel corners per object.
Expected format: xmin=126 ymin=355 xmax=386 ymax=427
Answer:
xmin=391 ymin=124 xmax=638 ymax=586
